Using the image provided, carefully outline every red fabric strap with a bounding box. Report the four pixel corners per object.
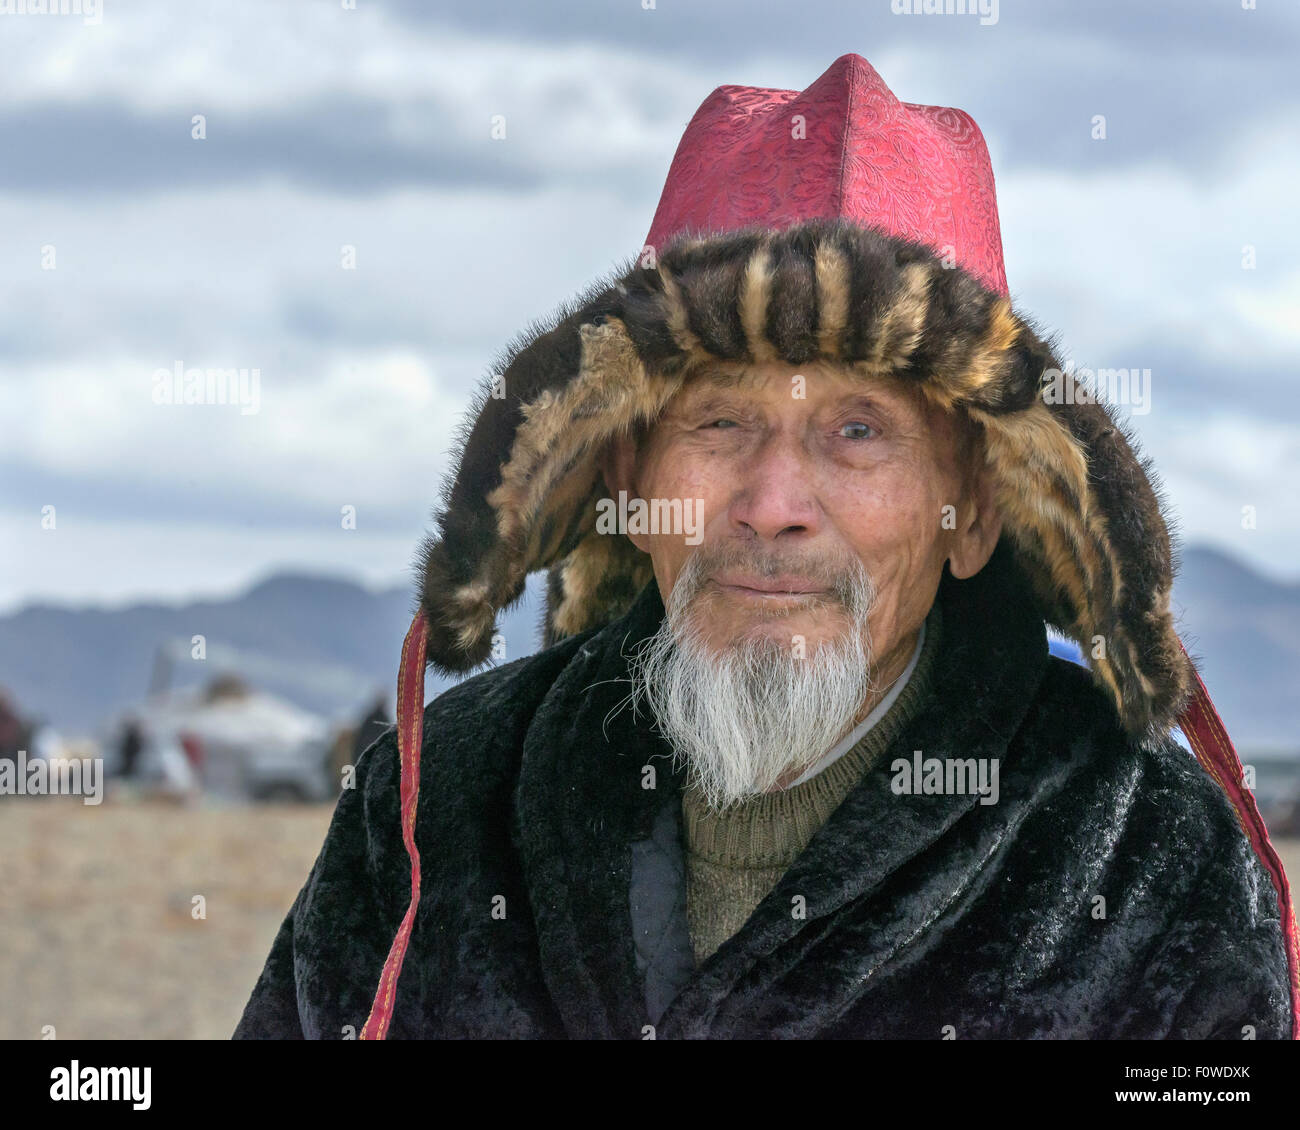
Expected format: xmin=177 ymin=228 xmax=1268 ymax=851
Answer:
xmin=360 ymin=612 xmax=428 ymax=1040
xmin=1176 ymin=641 xmax=1300 ymax=1039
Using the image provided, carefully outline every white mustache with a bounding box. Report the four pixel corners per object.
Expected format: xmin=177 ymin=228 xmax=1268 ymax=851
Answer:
xmin=676 ymin=543 xmax=875 ymax=620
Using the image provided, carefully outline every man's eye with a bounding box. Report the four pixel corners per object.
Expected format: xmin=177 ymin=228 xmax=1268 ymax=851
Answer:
xmin=706 ymin=418 xmax=738 ymax=429
xmin=840 ymin=421 xmax=876 ymax=439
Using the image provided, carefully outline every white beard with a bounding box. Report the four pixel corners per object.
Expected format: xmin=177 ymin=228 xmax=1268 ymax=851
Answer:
xmin=627 ymin=545 xmax=877 ymax=810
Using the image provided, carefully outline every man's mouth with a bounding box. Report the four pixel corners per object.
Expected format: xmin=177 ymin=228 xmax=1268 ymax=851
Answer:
xmin=710 ymin=572 xmax=830 ymax=599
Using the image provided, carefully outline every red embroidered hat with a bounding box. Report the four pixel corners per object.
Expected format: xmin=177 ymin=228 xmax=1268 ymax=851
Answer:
xmin=361 ymin=54 xmax=1299 ymax=1039
xmin=645 ymin=53 xmax=1009 ymax=295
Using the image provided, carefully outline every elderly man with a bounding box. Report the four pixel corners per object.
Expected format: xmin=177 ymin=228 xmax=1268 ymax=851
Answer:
xmin=234 ymin=55 xmax=1296 ymax=1040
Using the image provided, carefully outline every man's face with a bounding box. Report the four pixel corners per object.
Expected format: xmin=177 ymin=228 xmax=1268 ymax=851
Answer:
xmin=609 ymin=361 xmax=994 ymax=665
xmin=604 ymin=359 xmax=1001 ymax=804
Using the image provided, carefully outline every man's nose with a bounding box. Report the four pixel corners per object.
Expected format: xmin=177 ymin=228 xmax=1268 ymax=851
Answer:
xmin=726 ymin=432 xmax=822 ymax=541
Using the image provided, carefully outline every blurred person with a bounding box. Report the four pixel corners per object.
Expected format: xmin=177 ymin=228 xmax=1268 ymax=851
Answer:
xmin=155 ymin=734 xmax=201 ymax=802
xmin=235 ymin=56 xmax=1296 ymax=1040
xmin=322 ymin=693 xmax=392 ymax=793
xmin=0 ymin=689 xmax=32 ymax=769
xmin=349 ymin=693 xmax=390 ymax=766
xmin=117 ymin=715 xmax=145 ymax=779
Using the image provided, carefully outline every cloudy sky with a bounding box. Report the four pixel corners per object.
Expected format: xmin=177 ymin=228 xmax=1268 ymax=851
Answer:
xmin=3 ymin=0 xmax=1298 ymax=614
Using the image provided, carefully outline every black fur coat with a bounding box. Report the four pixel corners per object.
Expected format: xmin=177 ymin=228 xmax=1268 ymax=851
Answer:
xmin=233 ymin=544 xmax=1292 ymax=1039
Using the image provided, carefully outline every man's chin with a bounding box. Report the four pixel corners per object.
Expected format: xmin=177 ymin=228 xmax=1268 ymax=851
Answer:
xmin=689 ymin=613 xmax=857 ymax=658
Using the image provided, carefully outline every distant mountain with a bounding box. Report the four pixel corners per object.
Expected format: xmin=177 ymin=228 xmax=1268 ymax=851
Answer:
xmin=1 ymin=545 xmax=1295 ymax=750
xmin=1172 ymin=546 xmax=1300 ymax=754
xmin=0 ymin=571 xmax=550 ymax=736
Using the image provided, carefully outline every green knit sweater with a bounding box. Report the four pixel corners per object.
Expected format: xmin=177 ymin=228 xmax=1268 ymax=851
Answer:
xmin=681 ymin=603 xmax=943 ymax=965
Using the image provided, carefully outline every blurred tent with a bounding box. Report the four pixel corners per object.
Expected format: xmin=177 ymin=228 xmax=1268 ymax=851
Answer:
xmin=108 ymin=673 xmax=333 ymax=803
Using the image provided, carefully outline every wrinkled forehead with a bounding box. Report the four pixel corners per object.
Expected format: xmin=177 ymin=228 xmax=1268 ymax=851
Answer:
xmin=683 ymin=356 xmax=899 ymax=390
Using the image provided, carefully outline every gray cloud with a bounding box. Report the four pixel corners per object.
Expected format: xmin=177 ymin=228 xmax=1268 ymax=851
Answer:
xmin=0 ymin=98 xmax=550 ymax=195
xmin=0 ymin=457 xmax=423 ymax=534
xmin=388 ymin=0 xmax=1300 ymax=59
xmin=3 ymin=1 xmax=1296 ymax=200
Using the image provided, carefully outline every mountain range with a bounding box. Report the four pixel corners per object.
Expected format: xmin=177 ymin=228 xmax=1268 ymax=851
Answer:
xmin=1 ymin=545 xmax=1295 ymax=752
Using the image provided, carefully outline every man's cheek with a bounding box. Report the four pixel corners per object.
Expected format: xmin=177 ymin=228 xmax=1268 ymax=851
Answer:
xmin=660 ymin=471 xmax=728 ymax=544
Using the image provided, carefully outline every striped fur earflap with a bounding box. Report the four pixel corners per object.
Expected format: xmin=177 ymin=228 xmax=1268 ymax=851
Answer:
xmin=416 ymin=217 xmax=1190 ymax=741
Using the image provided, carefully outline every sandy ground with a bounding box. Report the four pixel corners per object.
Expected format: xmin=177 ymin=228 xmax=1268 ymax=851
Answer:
xmin=3 ymin=795 xmax=1299 ymax=1040
xmin=1 ymin=794 xmax=334 ymax=1040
